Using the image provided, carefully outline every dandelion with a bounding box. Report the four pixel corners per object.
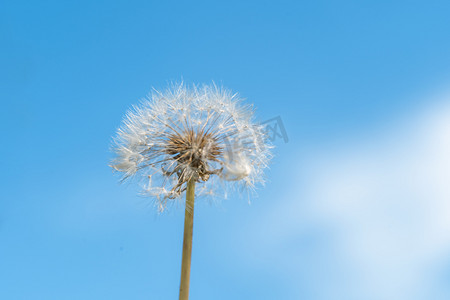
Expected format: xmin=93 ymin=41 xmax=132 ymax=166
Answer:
xmin=110 ymin=82 xmax=272 ymax=300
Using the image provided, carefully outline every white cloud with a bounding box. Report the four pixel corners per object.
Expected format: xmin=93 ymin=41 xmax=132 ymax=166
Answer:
xmin=244 ymin=96 xmax=450 ymax=300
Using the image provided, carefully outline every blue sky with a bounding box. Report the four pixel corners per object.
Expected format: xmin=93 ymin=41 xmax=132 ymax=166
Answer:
xmin=1 ymin=1 xmax=450 ymax=299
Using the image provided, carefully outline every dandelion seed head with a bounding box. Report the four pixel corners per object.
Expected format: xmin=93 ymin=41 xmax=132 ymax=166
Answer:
xmin=110 ymin=82 xmax=272 ymax=212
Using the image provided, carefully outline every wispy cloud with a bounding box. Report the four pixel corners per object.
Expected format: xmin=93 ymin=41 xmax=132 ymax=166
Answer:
xmin=244 ymin=94 xmax=450 ymax=300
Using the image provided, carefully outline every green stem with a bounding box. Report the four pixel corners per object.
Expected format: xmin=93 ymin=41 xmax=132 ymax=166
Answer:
xmin=179 ymin=179 xmax=196 ymax=300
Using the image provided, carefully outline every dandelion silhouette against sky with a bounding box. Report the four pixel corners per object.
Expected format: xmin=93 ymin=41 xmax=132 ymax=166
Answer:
xmin=110 ymin=83 xmax=272 ymax=211
xmin=109 ymin=82 xmax=272 ymax=299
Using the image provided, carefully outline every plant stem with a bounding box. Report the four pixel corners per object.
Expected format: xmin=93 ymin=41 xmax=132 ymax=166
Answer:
xmin=179 ymin=179 xmax=196 ymax=300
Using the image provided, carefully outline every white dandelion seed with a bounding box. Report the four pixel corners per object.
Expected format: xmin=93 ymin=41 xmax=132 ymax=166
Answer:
xmin=109 ymin=82 xmax=272 ymax=300
xmin=110 ymin=82 xmax=272 ymax=212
